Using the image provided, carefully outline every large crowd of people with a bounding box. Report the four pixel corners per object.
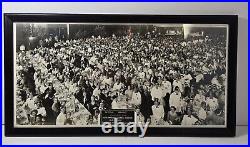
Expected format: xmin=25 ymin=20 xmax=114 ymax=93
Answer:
xmin=15 ymin=27 xmax=227 ymax=126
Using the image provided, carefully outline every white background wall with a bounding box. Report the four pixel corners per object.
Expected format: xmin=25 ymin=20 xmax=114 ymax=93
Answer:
xmin=2 ymin=2 xmax=248 ymax=145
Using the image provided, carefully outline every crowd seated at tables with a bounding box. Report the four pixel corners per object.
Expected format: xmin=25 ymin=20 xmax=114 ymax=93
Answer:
xmin=15 ymin=30 xmax=226 ymax=126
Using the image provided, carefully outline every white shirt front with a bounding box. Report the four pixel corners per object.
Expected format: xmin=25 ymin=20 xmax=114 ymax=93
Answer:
xmin=211 ymin=77 xmax=221 ymax=87
xmin=169 ymin=92 xmax=182 ymax=112
xmin=25 ymin=98 xmax=36 ymax=111
xmin=173 ymin=80 xmax=183 ymax=92
xmin=136 ymin=113 xmax=145 ymax=125
xmin=111 ymin=100 xmax=127 ymax=109
xmin=152 ymin=105 xmax=164 ymax=120
xmin=104 ymin=77 xmax=113 ymax=86
xmin=139 ymin=72 xmax=146 ymax=79
xmin=37 ymin=107 xmax=47 ymax=117
xmin=125 ymin=89 xmax=133 ymax=99
xmin=131 ymin=92 xmax=141 ymax=106
xmin=93 ymin=87 xmax=101 ymax=97
xmin=181 ymin=115 xmax=198 ymax=125
xmin=195 ymin=74 xmax=204 ymax=83
xmin=56 ymin=113 xmax=66 ymax=125
xmin=162 ymin=80 xmax=172 ymax=95
xmin=151 ymin=86 xmax=164 ymax=100
xmin=198 ymin=107 xmax=207 ymax=120
xmin=183 ymin=74 xmax=193 ymax=84
xmin=89 ymin=56 xmax=97 ymax=65
xmin=148 ymin=69 xmax=153 ymax=75
xmin=113 ymin=82 xmax=122 ymax=91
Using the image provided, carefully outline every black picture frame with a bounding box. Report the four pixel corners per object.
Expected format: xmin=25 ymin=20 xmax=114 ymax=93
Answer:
xmin=4 ymin=14 xmax=237 ymax=137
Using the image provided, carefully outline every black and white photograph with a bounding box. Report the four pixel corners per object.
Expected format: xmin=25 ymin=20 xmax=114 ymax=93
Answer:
xmin=2 ymin=1 xmax=247 ymax=144
xmin=14 ymin=22 xmax=228 ymax=128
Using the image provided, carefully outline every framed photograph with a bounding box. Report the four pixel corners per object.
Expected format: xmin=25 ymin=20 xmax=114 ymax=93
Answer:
xmin=4 ymin=14 xmax=237 ymax=137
